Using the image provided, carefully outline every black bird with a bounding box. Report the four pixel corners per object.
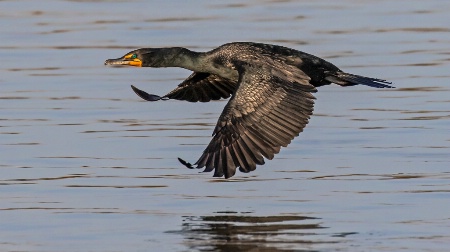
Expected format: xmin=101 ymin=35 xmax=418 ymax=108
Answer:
xmin=105 ymin=42 xmax=393 ymax=178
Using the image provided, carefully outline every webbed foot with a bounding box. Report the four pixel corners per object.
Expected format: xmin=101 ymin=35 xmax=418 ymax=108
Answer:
xmin=178 ymin=157 xmax=194 ymax=169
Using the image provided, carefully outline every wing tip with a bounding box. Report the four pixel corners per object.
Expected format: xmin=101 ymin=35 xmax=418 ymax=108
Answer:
xmin=130 ymin=85 xmax=165 ymax=101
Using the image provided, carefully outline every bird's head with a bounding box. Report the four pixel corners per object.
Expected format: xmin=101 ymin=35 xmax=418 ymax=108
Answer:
xmin=105 ymin=48 xmax=181 ymax=68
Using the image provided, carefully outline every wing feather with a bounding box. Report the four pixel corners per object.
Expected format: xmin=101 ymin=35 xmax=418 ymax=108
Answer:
xmin=132 ymin=72 xmax=237 ymax=103
xmin=193 ymin=64 xmax=316 ymax=178
xmin=166 ymin=72 xmax=237 ymax=102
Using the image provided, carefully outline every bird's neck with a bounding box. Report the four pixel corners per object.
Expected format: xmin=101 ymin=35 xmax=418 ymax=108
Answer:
xmin=170 ymin=48 xmax=207 ymax=72
xmin=171 ymin=48 xmax=238 ymax=80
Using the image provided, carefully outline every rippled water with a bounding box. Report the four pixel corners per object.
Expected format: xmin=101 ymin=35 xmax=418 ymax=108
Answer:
xmin=1 ymin=1 xmax=450 ymax=251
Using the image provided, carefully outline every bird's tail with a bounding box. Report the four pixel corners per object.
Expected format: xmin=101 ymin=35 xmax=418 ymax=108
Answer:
xmin=325 ymin=72 xmax=394 ymax=88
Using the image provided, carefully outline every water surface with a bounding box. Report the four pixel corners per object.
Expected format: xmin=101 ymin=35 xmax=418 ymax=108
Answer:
xmin=1 ymin=1 xmax=450 ymax=251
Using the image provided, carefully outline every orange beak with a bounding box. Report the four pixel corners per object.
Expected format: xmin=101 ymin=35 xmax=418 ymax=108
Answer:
xmin=105 ymin=54 xmax=142 ymax=67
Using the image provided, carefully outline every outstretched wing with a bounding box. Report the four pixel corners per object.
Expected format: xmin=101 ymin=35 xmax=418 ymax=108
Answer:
xmin=193 ymin=64 xmax=317 ymax=178
xmin=131 ymin=72 xmax=237 ymax=102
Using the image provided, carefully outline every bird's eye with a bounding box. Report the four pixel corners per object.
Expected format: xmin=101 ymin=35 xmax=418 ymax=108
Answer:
xmin=131 ymin=54 xmax=137 ymax=59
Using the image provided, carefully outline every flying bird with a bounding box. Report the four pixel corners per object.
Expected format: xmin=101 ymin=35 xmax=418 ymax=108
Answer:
xmin=105 ymin=42 xmax=393 ymax=178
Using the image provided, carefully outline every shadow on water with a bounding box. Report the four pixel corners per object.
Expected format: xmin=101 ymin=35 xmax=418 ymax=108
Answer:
xmin=168 ymin=212 xmax=356 ymax=252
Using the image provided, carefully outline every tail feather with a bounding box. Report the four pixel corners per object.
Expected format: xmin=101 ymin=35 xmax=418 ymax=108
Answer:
xmin=327 ymin=72 xmax=394 ymax=89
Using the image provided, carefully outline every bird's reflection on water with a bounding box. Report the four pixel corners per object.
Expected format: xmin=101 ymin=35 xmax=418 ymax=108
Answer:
xmin=169 ymin=212 xmax=356 ymax=252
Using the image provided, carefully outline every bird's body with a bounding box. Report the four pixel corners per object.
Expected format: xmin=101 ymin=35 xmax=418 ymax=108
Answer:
xmin=105 ymin=42 xmax=393 ymax=178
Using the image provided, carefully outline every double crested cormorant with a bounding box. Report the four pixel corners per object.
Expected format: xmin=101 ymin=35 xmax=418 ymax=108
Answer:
xmin=105 ymin=42 xmax=393 ymax=178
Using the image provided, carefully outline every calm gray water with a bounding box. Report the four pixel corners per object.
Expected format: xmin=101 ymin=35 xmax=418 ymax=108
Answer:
xmin=1 ymin=1 xmax=450 ymax=251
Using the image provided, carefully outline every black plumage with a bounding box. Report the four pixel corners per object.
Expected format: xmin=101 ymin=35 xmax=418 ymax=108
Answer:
xmin=105 ymin=42 xmax=393 ymax=178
